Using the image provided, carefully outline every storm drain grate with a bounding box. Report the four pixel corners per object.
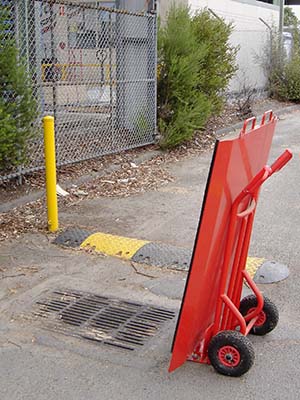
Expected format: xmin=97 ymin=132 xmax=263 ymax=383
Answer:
xmin=34 ymin=289 xmax=176 ymax=351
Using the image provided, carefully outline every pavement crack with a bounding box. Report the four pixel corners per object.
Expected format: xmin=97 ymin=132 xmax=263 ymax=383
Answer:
xmin=130 ymin=262 xmax=157 ymax=279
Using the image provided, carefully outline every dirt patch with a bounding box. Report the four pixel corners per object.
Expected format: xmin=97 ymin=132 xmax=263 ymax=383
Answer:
xmin=0 ymin=110 xmax=227 ymax=206
xmin=0 ymin=199 xmax=46 ymax=242
xmin=0 ymin=99 xmax=296 ymax=241
xmin=0 ymin=146 xmax=157 ymax=204
xmin=0 ymin=157 xmax=174 ymax=241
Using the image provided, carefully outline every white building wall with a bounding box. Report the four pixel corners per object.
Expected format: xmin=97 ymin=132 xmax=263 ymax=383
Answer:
xmin=188 ymin=0 xmax=280 ymax=93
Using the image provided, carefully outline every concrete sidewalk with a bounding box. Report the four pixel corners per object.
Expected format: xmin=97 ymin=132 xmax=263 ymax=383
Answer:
xmin=0 ymin=111 xmax=299 ymax=400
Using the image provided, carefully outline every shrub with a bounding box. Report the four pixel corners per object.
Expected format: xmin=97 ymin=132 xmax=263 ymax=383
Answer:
xmin=261 ymin=25 xmax=300 ymax=102
xmin=284 ymin=7 xmax=298 ymax=27
xmin=158 ymin=6 xmax=210 ymax=148
xmin=0 ymin=6 xmax=37 ymax=171
xmin=281 ymin=26 xmax=300 ymax=101
xmin=268 ymin=40 xmax=300 ymax=102
xmin=192 ymin=10 xmax=238 ymax=112
xmin=157 ymin=6 xmax=237 ymax=148
xmin=275 ymin=52 xmax=300 ymax=100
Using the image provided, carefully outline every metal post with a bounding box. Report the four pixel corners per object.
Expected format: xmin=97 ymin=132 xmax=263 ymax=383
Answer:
xmin=109 ymin=11 xmax=113 ymax=139
xmin=208 ymin=8 xmax=222 ymax=21
xmin=115 ymin=5 xmax=125 ymax=133
xmin=259 ymin=17 xmax=273 ymax=67
xmin=50 ymin=1 xmax=57 ymax=125
xmin=279 ymin=0 xmax=285 ymax=67
xmin=43 ymin=116 xmax=58 ymax=232
xmin=153 ymin=12 xmax=157 ymax=140
xmin=24 ymin=0 xmax=30 ymax=75
xmin=259 ymin=17 xmax=272 ymax=32
xmin=279 ymin=0 xmax=284 ymax=35
xmin=14 ymin=0 xmax=23 ymax=184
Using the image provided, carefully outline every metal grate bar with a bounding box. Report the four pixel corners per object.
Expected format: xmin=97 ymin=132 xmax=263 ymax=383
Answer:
xmin=33 ymin=289 xmax=175 ymax=351
xmin=150 ymin=307 xmax=175 ymax=317
xmin=91 ymin=320 xmax=120 ymax=328
xmin=126 ymin=323 xmax=156 ymax=332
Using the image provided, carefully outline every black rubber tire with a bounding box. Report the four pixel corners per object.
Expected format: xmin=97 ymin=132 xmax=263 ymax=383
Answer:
xmin=208 ymin=331 xmax=255 ymax=377
xmin=239 ymin=295 xmax=279 ymax=336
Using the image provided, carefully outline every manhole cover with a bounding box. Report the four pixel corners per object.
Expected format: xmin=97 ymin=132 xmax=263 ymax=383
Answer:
xmin=33 ymin=289 xmax=176 ymax=351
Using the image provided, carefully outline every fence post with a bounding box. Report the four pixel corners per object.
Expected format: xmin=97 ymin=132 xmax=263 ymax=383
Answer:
xmin=43 ymin=116 xmax=58 ymax=232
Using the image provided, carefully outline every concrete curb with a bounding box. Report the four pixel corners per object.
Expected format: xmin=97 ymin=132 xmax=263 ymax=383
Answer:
xmin=216 ymin=104 xmax=300 ymax=137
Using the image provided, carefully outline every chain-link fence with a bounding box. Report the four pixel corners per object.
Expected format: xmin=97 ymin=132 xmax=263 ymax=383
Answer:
xmin=0 ymin=0 xmax=157 ymax=181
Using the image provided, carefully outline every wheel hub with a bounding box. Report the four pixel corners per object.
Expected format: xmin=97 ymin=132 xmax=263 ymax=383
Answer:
xmin=218 ymin=345 xmax=240 ymax=367
xmin=248 ymin=307 xmax=266 ymax=327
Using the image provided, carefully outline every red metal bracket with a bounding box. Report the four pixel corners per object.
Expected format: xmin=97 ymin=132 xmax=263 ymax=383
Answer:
xmin=240 ymin=116 xmax=256 ymax=137
xmin=221 ymin=294 xmax=247 ymax=334
xmin=242 ymin=270 xmax=264 ymax=323
xmin=261 ymin=110 xmax=273 ymax=125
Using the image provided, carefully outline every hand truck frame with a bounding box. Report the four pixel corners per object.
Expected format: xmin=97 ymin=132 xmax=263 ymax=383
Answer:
xmin=169 ymin=111 xmax=293 ymax=376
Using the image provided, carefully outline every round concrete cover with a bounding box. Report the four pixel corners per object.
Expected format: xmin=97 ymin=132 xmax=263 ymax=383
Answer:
xmin=254 ymin=261 xmax=290 ymax=284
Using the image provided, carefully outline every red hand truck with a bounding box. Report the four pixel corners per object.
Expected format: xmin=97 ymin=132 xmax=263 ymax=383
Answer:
xmin=169 ymin=111 xmax=293 ymax=377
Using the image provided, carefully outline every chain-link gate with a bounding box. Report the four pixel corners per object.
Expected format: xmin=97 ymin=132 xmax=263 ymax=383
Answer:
xmin=0 ymin=0 xmax=157 ymax=181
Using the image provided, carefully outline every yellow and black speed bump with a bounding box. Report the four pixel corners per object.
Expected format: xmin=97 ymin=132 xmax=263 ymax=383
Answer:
xmin=132 ymin=243 xmax=192 ymax=270
xmin=53 ymin=227 xmax=92 ymax=248
xmin=54 ymin=227 xmax=265 ymax=278
xmin=81 ymin=232 xmax=149 ymax=260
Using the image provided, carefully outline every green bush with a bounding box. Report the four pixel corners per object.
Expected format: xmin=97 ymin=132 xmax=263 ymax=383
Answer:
xmin=284 ymin=6 xmax=298 ymax=27
xmin=265 ymin=39 xmax=300 ymax=102
xmin=0 ymin=6 xmax=37 ymax=171
xmin=157 ymin=6 xmax=237 ymax=148
xmin=262 ymin=25 xmax=300 ymax=102
xmin=271 ymin=54 xmax=300 ymax=102
xmin=192 ymin=10 xmax=238 ymax=112
xmin=158 ymin=6 xmax=210 ymax=148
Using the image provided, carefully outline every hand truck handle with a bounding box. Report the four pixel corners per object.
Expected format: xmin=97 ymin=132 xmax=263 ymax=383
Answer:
xmin=238 ymin=149 xmax=293 ymax=197
xmin=237 ymin=198 xmax=256 ymax=218
xmin=240 ymin=110 xmax=276 ymax=138
xmin=261 ymin=110 xmax=273 ymax=125
xmin=240 ymin=117 xmax=256 ymax=137
xmin=270 ymin=149 xmax=293 ymax=174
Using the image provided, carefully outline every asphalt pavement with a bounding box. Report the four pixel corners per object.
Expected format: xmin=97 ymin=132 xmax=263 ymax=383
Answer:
xmin=0 ymin=110 xmax=299 ymax=400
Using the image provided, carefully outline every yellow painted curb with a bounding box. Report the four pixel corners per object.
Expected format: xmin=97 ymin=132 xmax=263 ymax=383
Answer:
xmin=80 ymin=232 xmax=149 ymax=259
xmin=246 ymin=257 xmax=265 ymax=279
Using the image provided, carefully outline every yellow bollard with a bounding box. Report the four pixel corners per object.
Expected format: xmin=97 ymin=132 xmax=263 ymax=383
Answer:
xmin=43 ymin=116 xmax=58 ymax=232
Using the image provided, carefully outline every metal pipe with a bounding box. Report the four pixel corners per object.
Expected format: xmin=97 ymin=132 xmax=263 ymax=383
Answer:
xmin=221 ymin=295 xmax=247 ymax=335
xmin=50 ymin=1 xmax=57 ymax=126
xmin=153 ymin=13 xmax=158 ymax=139
xmin=15 ymin=0 xmax=23 ymax=185
xmin=279 ymin=0 xmax=284 ymax=35
xmin=24 ymin=0 xmax=30 ymax=75
xmin=109 ymin=11 xmax=113 ymax=135
xmin=43 ymin=116 xmax=59 ymax=232
xmin=208 ymin=8 xmax=222 ymax=21
xmin=259 ymin=17 xmax=272 ymax=32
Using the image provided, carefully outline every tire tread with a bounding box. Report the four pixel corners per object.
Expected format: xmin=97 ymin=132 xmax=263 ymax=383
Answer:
xmin=208 ymin=330 xmax=255 ymax=377
xmin=239 ymin=295 xmax=279 ymax=335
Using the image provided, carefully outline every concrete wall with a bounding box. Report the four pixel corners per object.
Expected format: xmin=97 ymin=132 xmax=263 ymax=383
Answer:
xmin=158 ymin=0 xmax=280 ymax=94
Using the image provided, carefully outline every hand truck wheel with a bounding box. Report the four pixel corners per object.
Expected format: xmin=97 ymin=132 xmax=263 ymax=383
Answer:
xmin=208 ymin=331 xmax=255 ymax=377
xmin=239 ymin=295 xmax=279 ymax=336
